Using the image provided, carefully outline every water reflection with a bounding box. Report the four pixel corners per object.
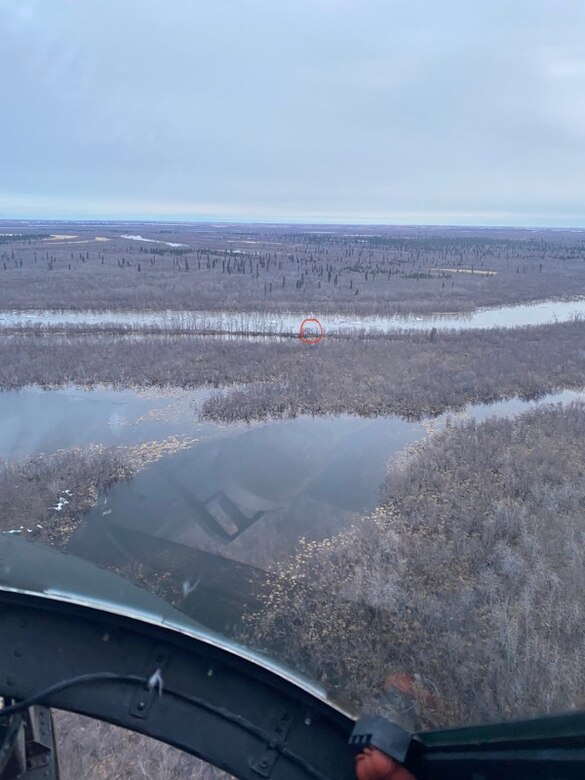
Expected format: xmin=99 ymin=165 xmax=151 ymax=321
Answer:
xmin=1 ymin=297 xmax=584 ymax=336
xmin=2 ymin=384 xmax=584 ymax=634
xmin=0 ymin=385 xmax=216 ymax=461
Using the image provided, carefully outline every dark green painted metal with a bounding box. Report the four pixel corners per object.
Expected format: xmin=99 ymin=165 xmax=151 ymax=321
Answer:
xmin=1 ymin=536 xmax=585 ymax=780
xmin=417 ymin=710 xmax=585 ymax=748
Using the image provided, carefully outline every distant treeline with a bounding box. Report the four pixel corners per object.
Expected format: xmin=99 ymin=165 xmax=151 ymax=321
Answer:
xmin=1 ymin=319 xmax=585 ymax=421
xmin=2 ymin=227 xmax=585 ymax=315
xmin=248 ymin=402 xmax=585 ymax=728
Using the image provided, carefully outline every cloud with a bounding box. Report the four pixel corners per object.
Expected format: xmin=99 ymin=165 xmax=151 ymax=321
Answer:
xmin=1 ymin=0 xmax=584 ymax=225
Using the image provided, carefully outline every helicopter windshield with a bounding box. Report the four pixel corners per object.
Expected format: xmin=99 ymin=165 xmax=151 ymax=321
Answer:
xmin=1 ymin=1 xmax=585 ymax=776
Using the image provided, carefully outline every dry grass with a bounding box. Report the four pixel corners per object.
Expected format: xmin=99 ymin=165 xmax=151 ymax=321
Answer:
xmin=53 ymin=710 xmax=231 ymax=780
xmin=0 ymin=447 xmax=134 ymax=546
xmin=248 ymin=402 xmax=585 ymax=729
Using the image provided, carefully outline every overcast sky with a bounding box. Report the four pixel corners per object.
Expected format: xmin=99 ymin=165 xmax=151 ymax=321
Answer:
xmin=1 ymin=0 xmax=584 ymax=225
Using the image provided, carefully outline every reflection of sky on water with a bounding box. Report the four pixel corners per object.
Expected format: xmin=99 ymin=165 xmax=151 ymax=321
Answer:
xmin=2 ymin=383 xmax=584 ymax=633
xmin=0 ymin=385 xmax=215 ymax=461
xmin=0 ymin=298 xmax=584 ymax=335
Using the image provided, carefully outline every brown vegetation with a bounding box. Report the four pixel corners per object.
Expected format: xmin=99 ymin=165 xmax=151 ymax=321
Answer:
xmin=247 ymin=402 xmax=585 ymax=729
xmin=53 ymin=710 xmax=229 ymax=780
xmin=200 ymin=319 xmax=585 ymax=421
xmin=2 ymin=223 xmax=585 ymax=315
xmin=3 ymin=317 xmax=582 ymax=422
xmin=4 ymin=223 xmax=585 ymax=765
xmin=0 ymin=447 xmax=134 ymax=546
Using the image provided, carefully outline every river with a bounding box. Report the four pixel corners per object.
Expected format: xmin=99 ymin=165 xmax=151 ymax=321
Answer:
xmin=1 ymin=297 xmax=584 ymax=336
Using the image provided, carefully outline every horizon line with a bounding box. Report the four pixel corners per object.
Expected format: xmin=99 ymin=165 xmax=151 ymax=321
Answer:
xmin=1 ymin=215 xmax=585 ymax=231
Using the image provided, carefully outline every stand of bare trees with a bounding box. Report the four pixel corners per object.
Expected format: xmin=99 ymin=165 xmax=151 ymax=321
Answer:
xmin=2 ymin=224 xmax=585 ymax=315
xmin=1 ymin=318 xmax=585 ymax=422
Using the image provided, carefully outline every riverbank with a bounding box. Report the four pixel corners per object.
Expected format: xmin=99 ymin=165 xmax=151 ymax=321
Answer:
xmin=0 ymin=447 xmax=135 ymax=546
xmin=2 ymin=319 xmax=582 ymax=421
xmin=0 ymin=296 xmax=584 ymax=335
xmin=0 ymin=436 xmax=197 ymax=546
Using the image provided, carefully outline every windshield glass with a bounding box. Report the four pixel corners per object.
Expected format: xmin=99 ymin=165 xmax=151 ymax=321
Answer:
xmin=2 ymin=0 xmax=585 ymax=745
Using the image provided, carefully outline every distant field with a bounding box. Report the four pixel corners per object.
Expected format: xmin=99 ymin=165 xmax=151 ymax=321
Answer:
xmin=1 ymin=221 xmax=584 ymax=315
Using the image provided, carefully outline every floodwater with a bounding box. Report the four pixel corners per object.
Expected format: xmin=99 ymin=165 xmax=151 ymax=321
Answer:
xmin=1 ymin=297 xmax=584 ymax=335
xmin=1 ymin=384 xmax=584 ymax=631
xmin=0 ymin=385 xmax=216 ymax=461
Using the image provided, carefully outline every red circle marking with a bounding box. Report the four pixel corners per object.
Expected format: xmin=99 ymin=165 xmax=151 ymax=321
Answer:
xmin=299 ymin=317 xmax=324 ymax=344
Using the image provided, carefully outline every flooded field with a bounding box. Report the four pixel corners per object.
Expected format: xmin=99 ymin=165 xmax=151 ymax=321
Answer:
xmin=2 ymin=383 xmax=584 ymax=630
